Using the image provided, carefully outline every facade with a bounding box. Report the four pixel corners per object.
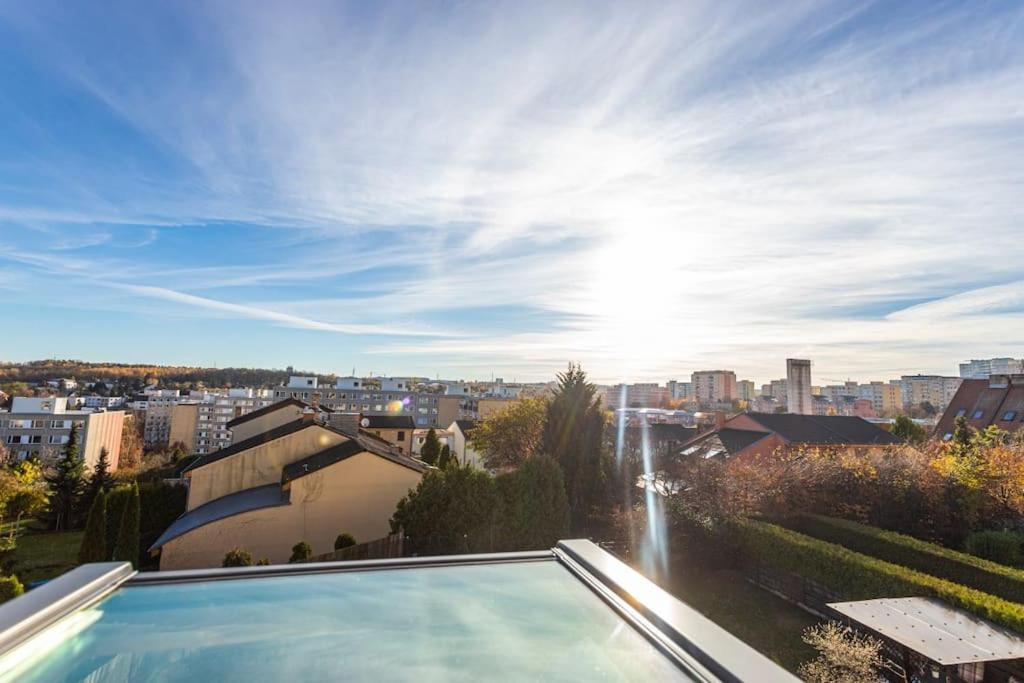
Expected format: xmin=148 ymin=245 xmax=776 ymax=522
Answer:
xmin=900 ymin=375 xmax=962 ymax=411
xmin=666 ymin=380 xmax=693 ymax=400
xmin=169 ymin=403 xmax=200 ymax=453
xmin=857 ymin=381 xmax=902 ymax=415
xmin=358 ymin=415 xmax=415 ymax=455
xmin=785 ymin=359 xmax=812 ymax=415
xmin=0 ymin=396 xmax=125 ymax=471
xmin=411 ymin=428 xmax=454 ymax=457
xmin=691 ymin=370 xmax=737 ymax=405
xmin=736 ymin=380 xmax=756 ymax=401
xmin=604 ymin=383 xmax=670 ymax=408
xmin=142 ymin=390 xmax=183 ymax=446
xmin=959 ymin=357 xmax=1024 ymax=379
xmin=448 ymin=419 xmax=484 ymax=469
xmin=80 ymin=395 xmax=125 ymax=410
xmin=934 ymin=374 xmax=1024 ymax=439
xmin=154 ymin=401 xmax=427 ymax=568
xmin=273 ymin=376 xmax=447 ymax=427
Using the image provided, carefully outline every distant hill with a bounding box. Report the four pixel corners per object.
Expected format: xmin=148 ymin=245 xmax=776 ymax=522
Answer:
xmin=0 ymin=360 xmax=334 ymax=390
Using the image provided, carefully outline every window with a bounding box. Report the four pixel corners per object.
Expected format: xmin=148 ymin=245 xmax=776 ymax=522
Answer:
xmin=397 ymin=430 xmax=405 ymax=441
xmin=955 ymin=409 xmax=966 ymax=418
xmin=31 ymin=419 xmax=47 ymax=429
xmin=1003 ymin=411 xmax=1017 ymax=421
xmin=973 ymin=410 xmax=984 ymax=419
xmin=29 ymin=435 xmax=42 ymax=444
xmin=943 ymin=433 xmax=953 ymax=441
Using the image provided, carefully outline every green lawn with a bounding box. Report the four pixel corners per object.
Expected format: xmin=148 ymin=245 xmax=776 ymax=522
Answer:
xmin=10 ymin=529 xmax=84 ymax=584
xmin=659 ymin=564 xmax=819 ymax=673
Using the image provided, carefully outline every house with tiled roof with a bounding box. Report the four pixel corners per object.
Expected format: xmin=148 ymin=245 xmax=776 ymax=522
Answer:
xmin=679 ymin=412 xmax=903 ymax=460
xmin=934 ymin=375 xmax=1024 ymax=440
xmin=152 ymin=402 xmax=426 ymax=569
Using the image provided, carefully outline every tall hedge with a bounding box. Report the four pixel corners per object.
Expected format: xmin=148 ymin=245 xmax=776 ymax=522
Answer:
xmin=104 ymin=485 xmax=132 ymax=559
xmin=781 ymin=514 xmax=1024 ymax=605
xmin=112 ymin=483 xmax=140 ymax=568
xmin=735 ymin=519 xmax=1024 ymax=633
xmin=77 ymin=490 xmax=107 ymax=564
xmin=138 ymin=482 xmax=186 ymax=569
xmin=495 ymin=455 xmax=569 ymax=551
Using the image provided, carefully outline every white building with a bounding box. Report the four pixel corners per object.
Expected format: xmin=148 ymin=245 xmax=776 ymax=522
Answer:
xmin=900 ymin=375 xmax=963 ymax=411
xmin=959 ymin=358 xmax=1024 ymax=379
xmin=0 ymin=397 xmax=125 ymax=470
xmin=786 ymin=359 xmax=812 ymax=415
xmin=691 ymin=371 xmax=737 ymax=405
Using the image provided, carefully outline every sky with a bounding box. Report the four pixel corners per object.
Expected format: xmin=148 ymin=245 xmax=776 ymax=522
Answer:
xmin=1 ymin=1 xmax=1023 ymax=385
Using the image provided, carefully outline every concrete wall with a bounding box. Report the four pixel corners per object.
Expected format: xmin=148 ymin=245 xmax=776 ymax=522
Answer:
xmin=367 ymin=427 xmax=411 ymax=454
xmin=230 ymin=405 xmax=307 ymax=443
xmin=186 ymin=425 xmax=345 ymax=511
xmin=169 ymin=403 xmax=199 ymax=453
xmin=159 ymin=451 xmax=423 ymax=569
xmin=81 ymin=411 xmax=126 ymax=472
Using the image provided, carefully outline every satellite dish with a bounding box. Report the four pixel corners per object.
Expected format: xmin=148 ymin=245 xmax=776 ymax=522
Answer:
xmin=360 ymin=418 xmax=370 ymax=428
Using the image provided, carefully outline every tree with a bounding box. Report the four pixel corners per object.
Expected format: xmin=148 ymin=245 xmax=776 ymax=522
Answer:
xmin=105 ymin=486 xmax=132 ymax=559
xmin=77 ymin=490 xmax=107 ymax=564
xmin=438 ymin=444 xmax=453 ymax=469
xmin=0 ymin=575 xmax=24 ymax=605
xmin=0 ymin=460 xmax=48 ymax=542
xmin=82 ymin=447 xmax=113 ymax=512
xmin=798 ymin=622 xmax=883 ymax=683
xmin=891 ymin=415 xmax=927 ymax=444
xmin=543 ymin=364 xmax=609 ymax=532
xmin=334 ymin=533 xmax=357 ymax=550
xmin=118 ymin=416 xmax=144 ymax=471
xmin=44 ymin=423 xmax=85 ymax=531
xmin=953 ymin=415 xmax=972 ymax=447
xmin=420 ymin=428 xmax=441 ymax=466
xmin=496 ymin=455 xmax=569 ymax=550
xmin=289 ymin=541 xmax=312 ymax=563
xmin=471 ymin=396 xmax=547 ymax=470
xmin=222 ymin=548 xmax=254 ymax=567
xmin=112 ymin=483 xmax=140 ymax=568
xmin=391 ymin=464 xmax=500 ymax=556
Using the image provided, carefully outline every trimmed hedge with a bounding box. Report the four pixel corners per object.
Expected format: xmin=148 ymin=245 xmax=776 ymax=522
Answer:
xmin=735 ymin=519 xmax=1024 ymax=633
xmin=965 ymin=530 xmax=1024 ymax=567
xmin=780 ymin=514 xmax=1024 ymax=605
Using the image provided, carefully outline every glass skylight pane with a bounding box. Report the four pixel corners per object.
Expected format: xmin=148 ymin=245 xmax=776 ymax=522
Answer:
xmin=3 ymin=561 xmax=691 ymax=682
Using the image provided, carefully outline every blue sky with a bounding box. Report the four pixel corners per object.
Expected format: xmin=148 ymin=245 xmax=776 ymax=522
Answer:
xmin=1 ymin=1 xmax=1023 ymax=384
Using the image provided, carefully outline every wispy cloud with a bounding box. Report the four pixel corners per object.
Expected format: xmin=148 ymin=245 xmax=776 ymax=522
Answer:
xmin=1 ymin=1 xmax=1023 ymax=381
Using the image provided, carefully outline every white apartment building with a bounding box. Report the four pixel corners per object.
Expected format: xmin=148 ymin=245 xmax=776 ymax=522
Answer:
xmin=736 ymin=380 xmax=757 ymax=401
xmin=691 ymin=371 xmax=737 ymax=405
xmin=667 ymin=380 xmax=694 ymax=400
xmin=857 ymin=381 xmax=903 ymax=415
xmin=900 ymin=375 xmax=963 ymax=411
xmin=192 ymin=389 xmax=275 ymax=454
xmin=273 ymin=376 xmax=448 ymax=428
xmin=143 ymin=391 xmax=183 ymax=446
xmin=0 ymin=397 xmax=125 ymax=470
xmin=786 ymin=359 xmax=813 ymax=415
xmin=959 ymin=358 xmax=1024 ymax=379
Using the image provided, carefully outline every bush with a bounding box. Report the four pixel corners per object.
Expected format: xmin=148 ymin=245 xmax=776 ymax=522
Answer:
xmin=0 ymin=575 xmax=24 ymax=604
xmin=334 ymin=534 xmax=357 ymax=551
xmin=138 ymin=482 xmax=187 ymax=569
xmin=736 ymin=519 xmax=1024 ymax=633
xmin=965 ymin=530 xmax=1024 ymax=567
xmin=495 ymin=455 xmax=569 ymax=551
xmin=112 ymin=483 xmax=140 ymax=568
xmin=222 ymin=548 xmax=254 ymax=567
xmin=289 ymin=541 xmax=312 ymax=563
xmin=782 ymin=514 xmax=1024 ymax=605
xmin=104 ymin=486 xmax=132 ymax=559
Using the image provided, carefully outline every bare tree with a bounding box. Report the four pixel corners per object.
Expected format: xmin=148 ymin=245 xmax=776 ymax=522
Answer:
xmin=798 ymin=621 xmax=884 ymax=683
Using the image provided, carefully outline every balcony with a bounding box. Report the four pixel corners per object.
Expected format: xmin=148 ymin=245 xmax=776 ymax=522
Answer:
xmin=0 ymin=541 xmax=793 ymax=681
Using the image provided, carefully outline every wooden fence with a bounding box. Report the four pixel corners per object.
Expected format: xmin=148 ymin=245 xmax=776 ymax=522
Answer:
xmin=306 ymin=533 xmax=405 ymax=563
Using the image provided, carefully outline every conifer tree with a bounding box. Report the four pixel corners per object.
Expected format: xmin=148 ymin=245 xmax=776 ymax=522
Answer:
xmin=420 ymin=428 xmax=441 ymax=466
xmin=77 ymin=490 xmax=107 ymax=564
xmin=44 ymin=423 xmax=85 ymax=531
xmin=438 ymin=444 xmax=453 ymax=469
xmin=112 ymin=483 xmax=140 ymax=568
xmin=82 ymin=447 xmax=113 ymax=512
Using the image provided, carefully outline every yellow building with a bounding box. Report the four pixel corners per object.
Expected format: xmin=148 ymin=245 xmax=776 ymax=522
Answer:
xmin=151 ymin=401 xmax=426 ymax=569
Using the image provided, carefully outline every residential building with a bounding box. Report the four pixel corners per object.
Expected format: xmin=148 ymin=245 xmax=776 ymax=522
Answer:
xmin=666 ymin=380 xmax=693 ymax=400
xmin=411 ymin=427 xmax=454 ymax=458
xmin=358 ymin=415 xmax=415 ymax=455
xmin=821 ymin=382 xmax=859 ymax=404
xmin=678 ymin=412 xmax=903 ymax=460
xmin=152 ymin=401 xmax=427 ymax=568
xmin=448 ymin=419 xmax=484 ymax=469
xmin=959 ymin=358 xmax=1024 ymax=379
xmin=142 ymin=390 xmax=183 ymax=446
xmin=900 ymin=375 xmax=962 ymax=412
xmin=857 ymin=381 xmax=902 ymax=415
xmin=785 ymin=359 xmax=812 ymax=415
xmin=80 ymin=395 xmax=125 ymax=410
xmin=273 ymin=376 xmax=444 ymax=427
xmin=169 ymin=402 xmax=200 ymax=453
xmin=691 ymin=371 xmax=737 ymax=405
xmin=761 ymin=378 xmax=788 ymax=404
xmin=0 ymin=396 xmax=125 ymax=470
xmin=604 ymin=383 xmax=670 ymax=408
xmin=934 ymin=374 xmax=1024 ymax=439
xmin=736 ymin=380 xmax=756 ymax=401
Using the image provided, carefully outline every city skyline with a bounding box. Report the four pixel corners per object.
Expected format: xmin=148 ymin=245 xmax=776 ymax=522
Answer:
xmin=2 ymin=2 xmax=1024 ymax=383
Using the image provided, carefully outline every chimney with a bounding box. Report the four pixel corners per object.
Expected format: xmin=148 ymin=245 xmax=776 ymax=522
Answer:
xmin=714 ymin=411 xmax=726 ymax=430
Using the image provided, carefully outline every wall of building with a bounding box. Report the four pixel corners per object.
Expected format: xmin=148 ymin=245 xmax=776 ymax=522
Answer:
xmin=159 ymin=452 xmax=423 ymax=569
xmin=230 ymin=405 xmax=307 ymax=443
xmin=186 ymin=425 xmax=345 ymax=511
xmin=80 ymin=410 xmax=126 ymax=471
xmin=169 ymin=403 xmax=199 ymax=453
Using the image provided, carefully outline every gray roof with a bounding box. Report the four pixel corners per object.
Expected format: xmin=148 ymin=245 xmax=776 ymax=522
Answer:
xmin=744 ymin=413 xmax=903 ymax=446
xmin=149 ymin=484 xmax=287 ymax=552
xmin=829 ymin=597 xmax=1024 ymax=665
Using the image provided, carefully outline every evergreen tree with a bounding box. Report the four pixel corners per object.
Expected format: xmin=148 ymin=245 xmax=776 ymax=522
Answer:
xmin=438 ymin=444 xmax=453 ymax=469
xmin=420 ymin=428 xmax=441 ymax=466
xmin=542 ymin=364 xmax=610 ymax=533
xmin=496 ymin=455 xmax=569 ymax=550
xmin=77 ymin=490 xmax=107 ymax=564
xmin=953 ymin=415 xmax=973 ymax=446
xmin=112 ymin=483 xmax=140 ymax=568
xmin=891 ymin=415 xmax=927 ymax=444
xmin=334 ymin=533 xmax=357 ymax=550
xmin=44 ymin=423 xmax=85 ymax=531
xmin=289 ymin=541 xmax=312 ymax=563
xmin=104 ymin=486 xmax=131 ymax=559
xmin=82 ymin=447 xmax=113 ymax=512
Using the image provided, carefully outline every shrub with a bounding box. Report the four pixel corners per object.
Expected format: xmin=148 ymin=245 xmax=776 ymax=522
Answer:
xmin=735 ymin=519 xmax=1024 ymax=633
xmin=222 ymin=548 xmax=254 ymax=567
xmin=334 ymin=534 xmax=357 ymax=551
xmin=0 ymin=575 xmax=24 ymax=604
xmin=138 ymin=482 xmax=187 ymax=569
xmin=104 ymin=486 xmax=132 ymax=559
xmin=289 ymin=541 xmax=312 ymax=563
xmin=112 ymin=483 xmax=140 ymax=568
xmin=782 ymin=514 xmax=1024 ymax=605
xmin=77 ymin=490 xmax=107 ymax=564
xmin=965 ymin=530 xmax=1024 ymax=567
xmin=495 ymin=455 xmax=569 ymax=551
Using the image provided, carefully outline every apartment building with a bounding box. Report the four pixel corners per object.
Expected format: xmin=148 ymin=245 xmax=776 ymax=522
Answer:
xmin=142 ymin=390 xmax=183 ymax=446
xmin=273 ymin=376 xmax=449 ymax=428
xmin=736 ymin=380 xmax=757 ymax=401
xmin=666 ymin=380 xmax=693 ymax=400
xmin=857 ymin=381 xmax=903 ymax=415
xmin=959 ymin=358 xmax=1024 ymax=380
xmin=900 ymin=375 xmax=962 ymax=411
xmin=786 ymin=359 xmax=812 ymax=415
xmin=0 ymin=396 xmax=125 ymax=470
xmin=691 ymin=370 xmax=737 ymax=405
xmin=604 ymin=383 xmax=670 ymax=408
